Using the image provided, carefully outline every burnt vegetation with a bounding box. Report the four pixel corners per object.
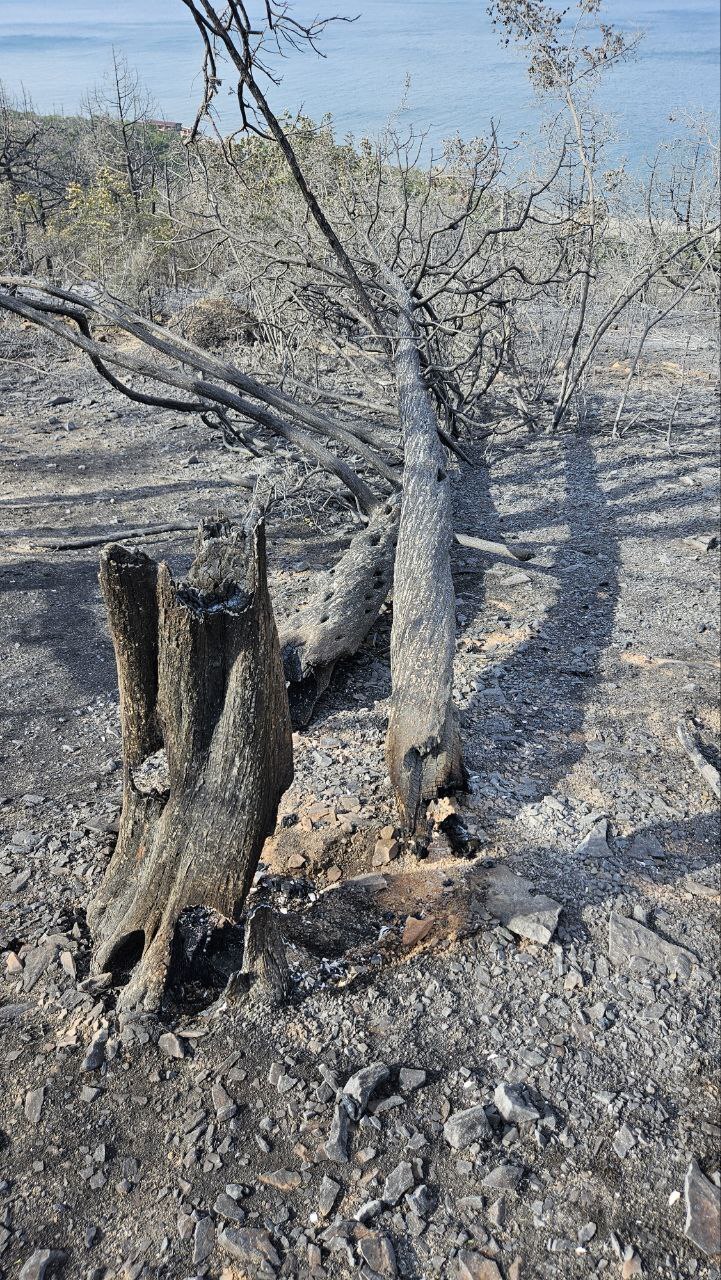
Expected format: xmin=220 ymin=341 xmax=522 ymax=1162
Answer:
xmin=0 ymin=0 xmax=718 ymax=1011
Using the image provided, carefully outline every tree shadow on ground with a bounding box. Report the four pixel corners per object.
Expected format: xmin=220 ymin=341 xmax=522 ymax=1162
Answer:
xmin=459 ymin=431 xmax=622 ymax=816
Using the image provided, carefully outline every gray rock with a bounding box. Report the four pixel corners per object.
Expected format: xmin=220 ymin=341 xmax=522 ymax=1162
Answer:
xmin=214 ymin=1193 xmax=246 ymax=1224
xmin=382 ymin=1161 xmax=414 ymax=1205
xmin=494 ymin=1083 xmax=540 ymax=1124
xmin=481 ymin=1162 xmax=526 ymax=1190
xmin=158 ymin=1032 xmax=185 ymax=1060
xmin=488 ymin=1196 xmax=506 ymax=1229
xmin=22 ymin=943 xmax=58 ymax=992
xmin=342 ymin=1061 xmax=390 ymax=1119
xmin=608 ymin=911 xmax=698 ymax=979
xmin=0 ymin=1003 xmax=31 ymax=1025
xmin=684 ymin=1158 xmax=721 ymax=1256
xmin=355 ymin=1199 xmax=383 ymax=1222
xmin=211 ymin=1082 xmax=237 ymax=1121
xmin=457 ymin=1252 xmax=503 ymax=1280
xmin=218 ymin=1226 xmax=281 ymax=1270
xmin=483 ymin=866 xmax=561 ymax=944
xmin=398 ymin=1068 xmax=427 ymax=1093
xmin=371 ymin=1094 xmax=404 ymax=1115
xmin=19 ymin=1251 xmax=66 ymax=1280
xmin=406 ymin=1184 xmax=434 ymax=1217
xmin=259 ymin=1169 xmax=301 ymax=1193
xmin=82 ymin=1029 xmax=108 ymax=1073
xmin=575 ymin=818 xmax=611 ymax=860
xmin=24 ymin=1086 xmax=45 ymax=1126
xmin=629 ymin=833 xmax=666 ymax=862
xmin=612 ymin=1123 xmax=636 ymax=1159
xmin=358 ymin=1232 xmax=397 ymax=1277
xmin=443 ymin=1105 xmax=492 ymax=1149
xmin=192 ymin=1216 xmax=215 ymax=1266
xmin=325 ymin=1101 xmax=351 ymax=1163
xmin=318 ymin=1175 xmax=341 ymax=1218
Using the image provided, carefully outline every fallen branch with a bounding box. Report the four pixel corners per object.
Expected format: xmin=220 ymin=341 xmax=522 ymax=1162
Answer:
xmin=676 ymin=718 xmax=721 ymax=800
xmin=27 ymin=522 xmax=199 ymax=551
xmin=280 ymin=499 xmax=399 ymax=725
xmin=454 ymin=532 xmax=535 ymax=561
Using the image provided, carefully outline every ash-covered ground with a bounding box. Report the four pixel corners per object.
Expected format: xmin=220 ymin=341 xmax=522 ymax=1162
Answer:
xmin=1 ymin=318 xmax=719 ymax=1280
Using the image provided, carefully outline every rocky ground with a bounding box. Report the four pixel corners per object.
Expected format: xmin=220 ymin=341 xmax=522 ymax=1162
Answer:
xmin=0 ymin=317 xmax=720 ymax=1280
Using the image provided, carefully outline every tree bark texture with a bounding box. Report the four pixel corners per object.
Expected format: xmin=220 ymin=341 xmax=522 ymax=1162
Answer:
xmin=385 ymin=293 xmax=464 ymax=830
xmin=241 ymin=904 xmax=291 ymax=1005
xmin=88 ymin=515 xmax=293 ymax=1012
xmin=280 ymin=499 xmax=399 ymax=726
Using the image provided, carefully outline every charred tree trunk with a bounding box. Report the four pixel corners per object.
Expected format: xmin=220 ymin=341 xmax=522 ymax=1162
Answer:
xmin=385 ymin=287 xmax=464 ymax=831
xmin=241 ymin=904 xmax=291 ymax=1005
xmin=88 ymin=514 xmax=293 ymax=1012
xmin=280 ymin=498 xmax=400 ymax=726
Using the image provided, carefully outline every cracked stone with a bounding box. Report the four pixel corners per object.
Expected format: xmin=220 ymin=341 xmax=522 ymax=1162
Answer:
xmin=158 ymin=1032 xmax=185 ymax=1060
xmin=81 ymin=1029 xmax=108 ymax=1073
xmin=325 ymin=1101 xmax=351 ymax=1163
xmin=382 ymin=1161 xmax=414 ymax=1205
xmin=457 ymin=1252 xmax=503 ymax=1280
xmin=211 ymin=1082 xmax=237 ymax=1121
xmin=217 ymin=1227 xmax=281 ymax=1271
xmin=483 ymin=866 xmax=561 ymax=944
xmin=444 ymin=1105 xmax=492 ymax=1149
xmin=24 ymin=1086 xmax=45 ymax=1126
xmin=494 ymin=1083 xmax=540 ymax=1124
xmin=608 ymin=911 xmax=698 ymax=979
xmin=318 ymin=1175 xmax=341 ymax=1218
xmin=398 ymin=1068 xmax=427 ymax=1093
xmin=19 ymin=1251 xmax=66 ymax=1280
xmin=192 ymin=1216 xmax=215 ymax=1266
xmin=358 ymin=1232 xmax=397 ymax=1277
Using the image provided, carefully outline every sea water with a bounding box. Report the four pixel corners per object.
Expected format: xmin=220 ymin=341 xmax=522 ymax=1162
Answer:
xmin=0 ymin=0 xmax=718 ymax=169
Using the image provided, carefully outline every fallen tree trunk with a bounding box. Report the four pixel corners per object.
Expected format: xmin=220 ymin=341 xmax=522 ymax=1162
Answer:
xmin=88 ymin=514 xmax=293 ymax=1012
xmin=385 ymin=285 xmax=464 ymax=830
xmin=280 ymin=498 xmax=400 ymax=725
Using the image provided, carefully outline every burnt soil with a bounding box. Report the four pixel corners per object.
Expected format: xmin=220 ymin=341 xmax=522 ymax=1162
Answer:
xmin=0 ymin=317 xmax=719 ymax=1280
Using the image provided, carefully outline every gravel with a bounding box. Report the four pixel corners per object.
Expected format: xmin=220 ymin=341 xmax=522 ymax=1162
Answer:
xmin=1 ymin=321 xmax=719 ymax=1280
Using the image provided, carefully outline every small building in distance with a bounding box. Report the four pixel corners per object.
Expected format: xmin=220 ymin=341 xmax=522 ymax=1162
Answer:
xmin=149 ymin=119 xmax=183 ymax=133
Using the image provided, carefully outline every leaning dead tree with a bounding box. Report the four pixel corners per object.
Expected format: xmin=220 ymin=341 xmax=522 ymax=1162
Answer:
xmin=89 ymin=513 xmax=293 ymax=1012
xmin=384 ymin=276 xmax=465 ymax=827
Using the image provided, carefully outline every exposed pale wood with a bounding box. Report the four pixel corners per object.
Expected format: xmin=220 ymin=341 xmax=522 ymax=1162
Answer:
xmin=88 ymin=514 xmax=293 ymax=1012
xmin=454 ymin=532 xmax=535 ymax=561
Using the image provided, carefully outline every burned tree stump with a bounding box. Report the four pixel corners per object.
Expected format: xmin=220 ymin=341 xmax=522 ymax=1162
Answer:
xmin=385 ymin=287 xmax=465 ymax=830
xmin=241 ymin=904 xmax=291 ymax=1005
xmin=88 ymin=514 xmax=293 ymax=1012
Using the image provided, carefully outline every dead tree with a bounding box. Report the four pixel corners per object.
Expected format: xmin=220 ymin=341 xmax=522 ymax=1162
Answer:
xmin=384 ymin=280 xmax=464 ymax=828
xmin=88 ymin=514 xmax=293 ymax=1012
xmin=280 ymin=497 xmax=400 ymax=724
